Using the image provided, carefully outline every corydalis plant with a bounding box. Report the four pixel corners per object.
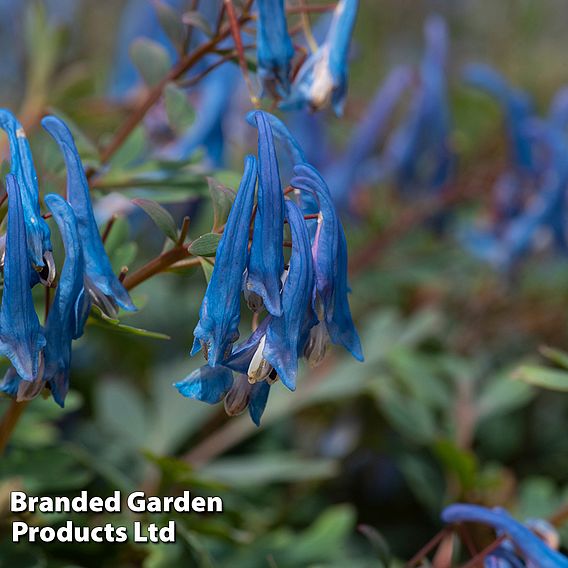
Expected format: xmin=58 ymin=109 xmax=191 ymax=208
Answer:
xmin=176 ymin=110 xmax=362 ymax=424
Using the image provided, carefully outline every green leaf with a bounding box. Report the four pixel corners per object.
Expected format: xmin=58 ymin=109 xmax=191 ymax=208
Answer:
xmin=199 ymin=257 xmax=214 ymax=282
xmin=130 ymin=38 xmax=171 ymax=87
xmin=358 ymin=525 xmax=391 ymax=567
xmin=164 ymin=83 xmax=195 ymax=134
xmin=108 ymin=126 xmax=147 ymax=168
xmin=88 ymin=305 xmax=170 ymax=340
xmin=514 ymin=365 xmax=568 ymax=392
xmin=155 ymin=1 xmax=186 ymax=49
xmin=477 ymin=372 xmax=534 ymax=420
xmin=434 ymin=439 xmax=478 ymax=491
xmin=289 ymin=505 xmax=356 ymax=564
xmin=132 ymin=198 xmax=179 ymax=242
xmin=182 ymin=11 xmax=213 ymax=36
xmin=189 ymin=233 xmax=221 ymax=257
xmin=208 ymin=177 xmax=236 ymax=232
xmin=200 ymin=453 xmax=338 ymax=486
xmin=539 ymin=345 xmax=568 ymax=370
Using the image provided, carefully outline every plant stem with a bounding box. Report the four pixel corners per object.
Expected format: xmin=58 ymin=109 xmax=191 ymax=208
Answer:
xmin=122 ymin=245 xmax=194 ymax=291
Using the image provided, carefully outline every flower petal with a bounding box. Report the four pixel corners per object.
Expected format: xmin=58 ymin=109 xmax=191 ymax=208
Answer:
xmin=174 ymin=365 xmax=234 ymax=404
xmin=41 ymin=115 xmax=136 ymax=312
xmin=192 ymin=155 xmax=257 ymax=365
xmin=245 ymin=111 xmax=285 ymax=316
xmin=0 ymin=109 xmax=53 ymax=274
xmin=263 ymin=199 xmax=317 ymax=390
xmin=0 ymin=175 xmax=45 ymax=381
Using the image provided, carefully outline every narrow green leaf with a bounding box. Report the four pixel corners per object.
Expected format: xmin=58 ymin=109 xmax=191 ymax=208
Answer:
xmin=539 ymin=345 xmax=568 ymax=370
xmin=130 ymin=38 xmax=171 ymax=86
xmin=189 ymin=233 xmax=221 ymax=257
xmin=88 ymin=306 xmax=170 ymax=340
xmin=208 ymin=177 xmax=236 ymax=232
xmin=164 ymin=83 xmax=195 ymax=134
xmin=132 ymin=198 xmax=179 ymax=242
xmin=514 ymin=365 xmax=568 ymax=392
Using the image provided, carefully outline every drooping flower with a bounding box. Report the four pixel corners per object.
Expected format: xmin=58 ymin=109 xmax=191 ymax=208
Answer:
xmin=0 ymin=175 xmax=45 ymax=382
xmin=192 ymin=155 xmax=258 ymax=366
xmin=244 ymin=111 xmax=285 ymax=316
xmin=41 ymin=115 xmax=136 ymax=317
xmin=464 ymin=63 xmax=536 ymax=175
xmin=256 ymin=0 xmax=294 ymax=97
xmin=383 ymin=15 xmax=453 ymax=196
xmin=262 ymin=199 xmax=317 ymax=391
xmin=291 ymin=164 xmax=363 ymax=361
xmin=442 ymin=504 xmax=568 ymax=568
xmin=281 ymin=0 xmax=359 ymax=115
xmin=0 ymin=109 xmax=54 ymax=285
xmin=40 ymin=194 xmax=89 ymax=406
xmin=324 ymin=65 xmax=413 ymax=210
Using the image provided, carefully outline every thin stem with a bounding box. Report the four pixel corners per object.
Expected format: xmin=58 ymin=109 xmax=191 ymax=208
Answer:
xmin=122 ymin=245 xmax=191 ymax=291
xmin=102 ymin=214 xmax=117 ymax=244
xmin=405 ymin=528 xmax=450 ymax=567
xmin=286 ymin=2 xmax=336 ymax=15
xmin=460 ymin=535 xmax=506 ymax=568
xmin=297 ymin=0 xmax=319 ymax=53
xmin=223 ymin=0 xmax=259 ymax=106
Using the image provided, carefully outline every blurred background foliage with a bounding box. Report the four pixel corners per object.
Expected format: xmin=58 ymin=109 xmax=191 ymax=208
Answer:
xmin=2 ymin=0 xmax=568 ymax=566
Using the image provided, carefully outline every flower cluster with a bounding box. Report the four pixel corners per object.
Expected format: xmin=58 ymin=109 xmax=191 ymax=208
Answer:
xmin=442 ymin=504 xmax=568 ymax=567
xmin=283 ymin=15 xmax=453 ymax=213
xmin=0 ymin=111 xmax=134 ymax=406
xmin=175 ymin=110 xmax=363 ymax=425
xmin=460 ymin=64 xmax=568 ymax=272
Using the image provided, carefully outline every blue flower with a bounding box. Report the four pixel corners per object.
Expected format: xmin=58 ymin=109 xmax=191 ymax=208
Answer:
xmin=463 ymin=63 xmax=536 ymax=174
xmin=256 ymin=0 xmax=294 ymax=97
xmin=174 ymin=363 xmax=271 ymax=427
xmin=41 ymin=194 xmax=89 ymax=407
xmin=281 ymin=0 xmax=359 ymax=115
xmin=163 ymin=63 xmax=241 ymax=167
xmin=192 ymin=155 xmax=257 ymax=366
xmin=245 ymin=111 xmax=285 ymax=316
xmin=262 ymin=199 xmax=317 ymax=391
xmin=442 ymin=504 xmax=568 ymax=568
xmin=291 ymin=164 xmax=363 ymax=362
xmin=0 ymin=109 xmax=54 ymax=284
xmin=383 ymin=16 xmax=453 ymax=196
xmin=324 ymin=65 xmax=413 ymax=210
xmin=41 ymin=116 xmax=136 ymax=317
xmin=0 ymin=175 xmax=45 ymax=382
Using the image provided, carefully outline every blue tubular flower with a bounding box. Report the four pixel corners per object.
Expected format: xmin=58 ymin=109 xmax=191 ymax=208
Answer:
xmin=256 ymin=0 xmax=294 ymax=96
xmin=549 ymin=86 xmax=568 ymax=131
xmin=175 ymin=365 xmax=234 ymax=404
xmin=0 ymin=110 xmax=54 ymax=284
xmin=41 ymin=116 xmax=135 ymax=316
xmin=246 ymin=110 xmax=306 ymax=165
xmin=384 ymin=16 xmax=452 ymax=196
xmin=164 ymin=63 xmax=240 ymax=167
xmin=463 ymin=63 xmax=535 ymax=173
xmin=0 ymin=175 xmax=45 ymax=381
xmin=245 ymin=111 xmax=285 ymax=316
xmin=262 ymin=199 xmax=317 ymax=391
xmin=325 ymin=65 xmax=413 ymax=210
xmin=442 ymin=504 xmax=568 ymax=568
xmin=192 ymin=155 xmax=258 ymax=366
xmin=282 ymin=0 xmax=359 ymax=114
xmin=41 ymin=194 xmax=88 ymax=407
xmin=291 ymin=164 xmax=363 ymax=362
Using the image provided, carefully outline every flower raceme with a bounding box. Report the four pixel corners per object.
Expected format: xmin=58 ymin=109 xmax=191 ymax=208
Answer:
xmin=0 ymin=112 xmax=133 ymax=406
xmin=176 ymin=110 xmax=363 ymax=424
